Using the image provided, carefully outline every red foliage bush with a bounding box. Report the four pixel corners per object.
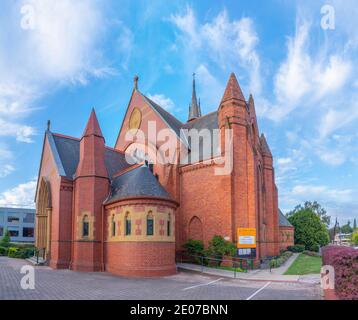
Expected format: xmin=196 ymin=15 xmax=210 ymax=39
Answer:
xmin=322 ymin=245 xmax=358 ymax=300
xmin=322 ymin=245 xmax=353 ymax=265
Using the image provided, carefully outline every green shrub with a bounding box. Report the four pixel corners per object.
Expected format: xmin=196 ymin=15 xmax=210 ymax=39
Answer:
xmin=269 ymin=251 xmax=293 ymax=269
xmin=183 ymin=239 xmax=204 ymax=256
xmin=352 ymin=231 xmax=358 ymax=245
xmin=7 ymin=247 xmax=19 ymax=258
xmin=0 ymin=230 xmax=11 ymax=248
xmin=9 ymin=243 xmax=35 ymax=249
xmin=207 ymin=235 xmax=236 ymax=258
xmin=308 ymin=243 xmax=320 ymax=252
xmin=7 ymin=247 xmax=34 ymax=259
xmin=0 ymin=246 xmax=8 ymax=256
xmin=287 ymin=245 xmax=305 ymax=253
xmin=303 ymin=250 xmax=320 ymax=257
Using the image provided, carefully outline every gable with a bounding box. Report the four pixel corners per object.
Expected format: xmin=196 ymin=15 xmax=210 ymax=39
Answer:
xmin=115 ymin=90 xmax=186 ymax=152
xmin=35 ymin=132 xmax=62 ymax=202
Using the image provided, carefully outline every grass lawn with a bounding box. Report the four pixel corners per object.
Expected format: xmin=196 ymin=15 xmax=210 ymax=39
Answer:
xmin=284 ymin=253 xmax=322 ymax=275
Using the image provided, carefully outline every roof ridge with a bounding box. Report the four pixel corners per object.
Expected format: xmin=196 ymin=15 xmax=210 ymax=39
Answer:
xmin=112 ymin=163 xmax=143 ymax=179
xmin=105 ymin=146 xmax=125 ymax=155
xmin=52 ymin=133 xmax=80 ymax=141
xmin=143 ymin=94 xmax=183 ymax=125
xmin=182 ymin=110 xmax=217 ymax=125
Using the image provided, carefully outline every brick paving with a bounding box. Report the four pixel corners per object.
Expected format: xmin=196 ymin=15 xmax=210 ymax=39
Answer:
xmin=0 ymin=257 xmax=321 ymax=300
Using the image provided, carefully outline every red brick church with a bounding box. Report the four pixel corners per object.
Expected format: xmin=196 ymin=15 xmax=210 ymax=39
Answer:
xmin=35 ymin=73 xmax=294 ymax=277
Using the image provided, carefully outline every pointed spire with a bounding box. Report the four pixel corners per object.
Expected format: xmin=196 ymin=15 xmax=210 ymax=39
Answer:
xmin=134 ymin=75 xmax=139 ymax=90
xmin=248 ymin=93 xmax=254 ymax=106
xmin=83 ymin=108 xmax=104 ymax=138
xmin=221 ymin=72 xmax=245 ymax=104
xmin=260 ymin=134 xmax=272 ymax=157
xmin=248 ymin=93 xmax=257 ymax=117
xmin=188 ymin=73 xmax=201 ymax=121
xmin=47 ymin=120 xmax=51 ymax=132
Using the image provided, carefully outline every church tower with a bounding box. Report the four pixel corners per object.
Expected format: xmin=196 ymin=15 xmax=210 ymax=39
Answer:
xmin=217 ymin=73 xmax=258 ymax=247
xmin=70 ymin=109 xmax=109 ymax=272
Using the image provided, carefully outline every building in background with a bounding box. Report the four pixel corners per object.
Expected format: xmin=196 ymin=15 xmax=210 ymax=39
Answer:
xmin=0 ymin=207 xmax=35 ymax=243
xmin=334 ymin=233 xmax=352 ymax=246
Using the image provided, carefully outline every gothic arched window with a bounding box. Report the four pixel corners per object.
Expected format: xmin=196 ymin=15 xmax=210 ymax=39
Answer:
xmin=167 ymin=214 xmax=171 ymax=236
xmin=125 ymin=213 xmax=131 ymax=236
xmin=147 ymin=212 xmax=154 ymax=236
xmin=111 ymin=215 xmax=116 ymax=237
xmin=83 ymin=215 xmax=89 ymax=237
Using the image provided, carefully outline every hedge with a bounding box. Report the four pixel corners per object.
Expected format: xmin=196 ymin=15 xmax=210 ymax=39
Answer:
xmin=322 ymin=245 xmax=358 ymax=300
xmin=287 ymin=245 xmax=305 ymax=253
xmin=0 ymin=246 xmax=8 ymax=256
xmin=269 ymin=251 xmax=293 ymax=269
xmin=6 ymin=247 xmax=35 ymax=259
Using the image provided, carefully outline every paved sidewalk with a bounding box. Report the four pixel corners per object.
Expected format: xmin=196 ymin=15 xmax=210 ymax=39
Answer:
xmin=177 ymin=253 xmax=320 ymax=284
xmin=0 ymin=257 xmax=321 ymax=300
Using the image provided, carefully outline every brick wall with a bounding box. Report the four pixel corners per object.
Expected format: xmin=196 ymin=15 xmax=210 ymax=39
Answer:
xmin=105 ymin=241 xmax=176 ymax=277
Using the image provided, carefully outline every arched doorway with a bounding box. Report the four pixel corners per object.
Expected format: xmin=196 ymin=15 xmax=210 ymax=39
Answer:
xmin=36 ymin=178 xmax=52 ymax=259
xmin=188 ymin=216 xmax=203 ymax=242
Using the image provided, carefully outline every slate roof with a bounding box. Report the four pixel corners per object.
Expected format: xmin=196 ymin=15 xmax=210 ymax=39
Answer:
xmin=45 ymin=132 xmax=172 ymax=204
xmin=142 ymin=94 xmax=184 ymax=138
xmin=51 ymin=133 xmax=131 ymax=180
xmin=105 ymin=165 xmax=173 ymax=204
xmin=279 ymin=209 xmax=293 ymax=227
xmin=181 ymin=112 xmax=221 ymax=163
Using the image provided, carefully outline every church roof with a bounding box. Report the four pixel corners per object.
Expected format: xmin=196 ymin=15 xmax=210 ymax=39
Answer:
xmin=279 ymin=209 xmax=293 ymax=227
xmin=105 ymin=165 xmax=173 ymax=204
xmin=50 ymin=132 xmax=131 ymax=180
xmin=181 ymin=111 xmax=221 ymax=163
xmin=221 ymin=72 xmax=245 ymax=103
xmin=142 ymin=94 xmax=184 ymax=137
xmin=83 ymin=109 xmax=104 ymax=138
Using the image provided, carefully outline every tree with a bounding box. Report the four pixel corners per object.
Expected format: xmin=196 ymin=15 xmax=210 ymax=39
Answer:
xmin=207 ymin=235 xmax=236 ymax=258
xmin=0 ymin=229 xmax=11 ymax=247
xmin=340 ymin=221 xmax=353 ymax=234
xmin=352 ymin=230 xmax=358 ymax=246
xmin=287 ymin=201 xmax=331 ymax=228
xmin=353 ymin=218 xmax=357 ymax=231
xmin=288 ymin=208 xmax=330 ymax=251
xmin=183 ymin=239 xmax=204 ymax=256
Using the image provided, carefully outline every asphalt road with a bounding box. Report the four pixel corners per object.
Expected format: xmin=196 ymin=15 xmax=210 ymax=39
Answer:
xmin=0 ymin=257 xmax=322 ymax=300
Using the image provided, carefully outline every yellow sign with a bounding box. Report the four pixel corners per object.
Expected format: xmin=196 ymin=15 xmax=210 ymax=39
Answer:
xmin=237 ymin=228 xmax=256 ymax=248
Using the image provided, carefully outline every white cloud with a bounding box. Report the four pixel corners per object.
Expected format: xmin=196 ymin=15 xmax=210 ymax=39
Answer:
xmin=0 ymin=165 xmax=15 ymax=178
xmin=170 ymin=5 xmax=199 ymax=48
xmin=0 ymin=118 xmax=36 ymax=143
xmin=0 ymin=178 xmax=37 ymax=208
xmin=0 ymin=0 xmax=113 ymax=143
xmin=0 ymin=143 xmax=13 ymax=160
xmin=195 ymin=64 xmax=224 ymax=113
xmin=319 ymin=102 xmax=358 ymax=139
xmin=270 ymin=21 xmax=352 ymax=121
xmin=115 ymin=21 xmax=134 ymax=70
xmin=170 ymin=7 xmax=261 ymax=95
xmin=147 ymin=94 xmax=175 ymax=111
xmin=291 ymin=184 xmax=353 ymax=204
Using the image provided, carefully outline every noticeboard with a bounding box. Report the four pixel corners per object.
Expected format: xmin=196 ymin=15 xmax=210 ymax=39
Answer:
xmin=237 ymin=228 xmax=256 ymax=249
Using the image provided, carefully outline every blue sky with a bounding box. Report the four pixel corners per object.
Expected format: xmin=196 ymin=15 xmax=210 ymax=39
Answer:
xmin=0 ymin=0 xmax=357 ymax=226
